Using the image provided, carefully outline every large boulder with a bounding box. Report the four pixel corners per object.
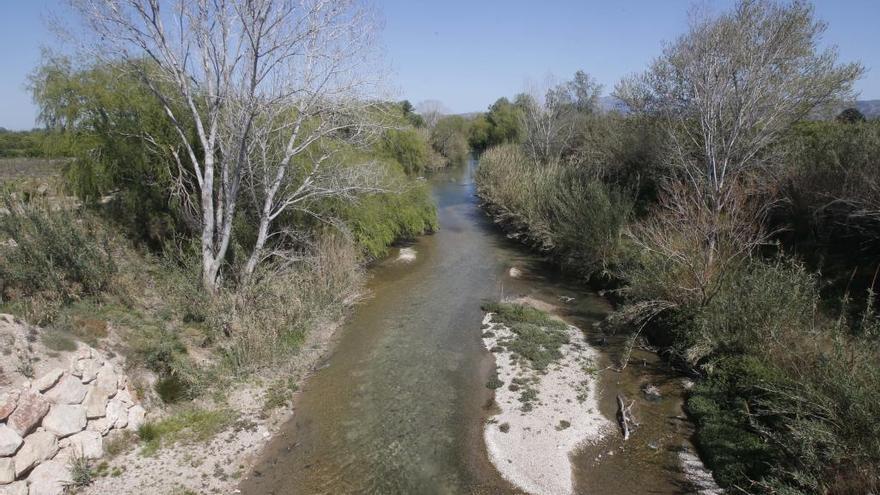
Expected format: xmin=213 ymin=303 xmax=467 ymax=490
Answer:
xmin=32 ymin=369 xmax=63 ymax=393
xmin=114 ymin=388 xmax=134 ymax=406
xmin=44 ymin=375 xmax=87 ymax=405
xmin=94 ymin=365 xmax=118 ymax=397
xmin=12 ymin=430 xmax=58 ymax=478
xmin=0 ymin=457 xmax=13 ymax=484
xmin=0 ymin=425 xmax=23 ymax=457
xmin=67 ymin=431 xmax=102 ymax=460
xmin=0 ymin=390 xmax=19 ymax=420
xmin=26 ymin=460 xmax=71 ymax=495
xmin=6 ymin=392 xmax=49 ymax=436
xmin=105 ymin=399 xmax=127 ymax=429
xmin=82 ymin=387 xmax=108 ymax=419
xmin=127 ymin=404 xmax=146 ymax=431
xmin=0 ymin=481 xmax=27 ymax=495
xmin=42 ymin=404 xmax=87 ymax=438
xmin=85 ymin=417 xmax=112 ymax=437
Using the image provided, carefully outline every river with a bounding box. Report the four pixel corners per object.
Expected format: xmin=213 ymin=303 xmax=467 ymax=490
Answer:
xmin=241 ymin=159 xmax=702 ymax=495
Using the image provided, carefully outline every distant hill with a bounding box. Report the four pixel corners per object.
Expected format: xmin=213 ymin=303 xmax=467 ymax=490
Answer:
xmin=853 ymin=100 xmax=880 ymax=119
xmin=462 ymin=98 xmax=879 ymax=119
xmin=596 ymin=97 xmax=880 ymax=120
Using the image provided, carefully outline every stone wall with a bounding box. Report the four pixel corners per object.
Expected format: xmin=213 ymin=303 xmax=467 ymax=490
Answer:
xmin=1 ymin=331 xmax=145 ymax=495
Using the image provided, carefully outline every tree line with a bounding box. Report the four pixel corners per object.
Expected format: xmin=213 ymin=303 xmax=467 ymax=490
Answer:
xmin=473 ymin=1 xmax=879 ymax=493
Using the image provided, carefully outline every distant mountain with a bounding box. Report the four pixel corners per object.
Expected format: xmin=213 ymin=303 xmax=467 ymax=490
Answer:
xmin=854 ymin=100 xmax=880 ymax=119
xmin=595 ymin=97 xmax=880 ymax=120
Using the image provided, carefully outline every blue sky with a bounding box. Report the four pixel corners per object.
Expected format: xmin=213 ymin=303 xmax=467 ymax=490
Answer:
xmin=1 ymin=0 xmax=878 ymax=129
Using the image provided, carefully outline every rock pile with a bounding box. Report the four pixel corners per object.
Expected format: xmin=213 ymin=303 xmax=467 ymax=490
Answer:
xmin=1 ymin=347 xmax=145 ymax=495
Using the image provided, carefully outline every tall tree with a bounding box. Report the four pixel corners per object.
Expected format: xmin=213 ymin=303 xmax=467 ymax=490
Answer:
xmin=617 ymin=0 xmax=862 ymax=284
xmin=66 ymin=0 xmax=386 ymax=291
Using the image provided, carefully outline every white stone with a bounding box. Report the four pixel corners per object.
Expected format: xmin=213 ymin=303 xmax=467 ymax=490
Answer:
xmin=12 ymin=430 xmax=58 ymax=478
xmin=77 ymin=359 xmax=102 ymax=384
xmin=32 ymin=370 xmax=63 ymax=393
xmin=0 ymin=425 xmax=23 ymax=457
xmin=0 ymin=390 xmax=19 ymax=421
xmin=127 ymin=405 xmax=146 ymax=431
xmin=94 ymin=364 xmax=118 ymax=397
xmin=114 ymin=388 xmax=134 ymax=406
xmin=105 ymin=400 xmax=127 ymax=429
xmin=43 ymin=375 xmax=87 ymax=405
xmin=396 ymin=247 xmax=417 ymax=262
xmin=26 ymin=460 xmax=71 ymax=495
xmin=85 ymin=418 xmax=112 ymax=436
xmin=82 ymin=388 xmax=107 ymax=419
xmin=0 ymin=457 xmax=13 ymax=484
xmin=0 ymin=481 xmax=27 ymax=495
xmin=41 ymin=405 xmax=87 ymax=438
xmin=67 ymin=431 xmax=102 ymax=460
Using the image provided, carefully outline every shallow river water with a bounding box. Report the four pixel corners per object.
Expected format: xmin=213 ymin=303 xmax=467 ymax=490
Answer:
xmin=241 ymin=160 xmax=700 ymax=495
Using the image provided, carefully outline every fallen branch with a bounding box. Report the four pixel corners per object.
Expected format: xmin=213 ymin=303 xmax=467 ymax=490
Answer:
xmin=617 ymin=394 xmax=637 ymax=440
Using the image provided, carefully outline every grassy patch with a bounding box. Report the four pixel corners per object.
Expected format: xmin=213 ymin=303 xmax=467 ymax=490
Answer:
xmin=40 ymin=327 xmax=77 ymax=352
xmin=104 ymin=430 xmax=136 ymax=458
xmin=262 ymin=377 xmax=299 ymax=414
xmin=486 ymin=372 xmax=504 ymax=389
xmin=483 ymin=303 xmax=570 ymax=371
xmin=518 ymin=385 xmax=539 ymax=412
xmin=137 ymin=407 xmax=234 ymax=456
xmin=481 ymin=302 xmax=565 ymax=328
xmin=68 ymin=453 xmax=94 ymax=487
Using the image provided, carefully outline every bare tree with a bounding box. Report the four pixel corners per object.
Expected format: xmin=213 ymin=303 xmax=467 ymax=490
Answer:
xmin=66 ymin=0 xmax=385 ymax=291
xmin=415 ymin=99 xmax=447 ymax=129
xmin=518 ymin=71 xmax=602 ymax=165
xmin=616 ymin=0 xmax=862 ymax=268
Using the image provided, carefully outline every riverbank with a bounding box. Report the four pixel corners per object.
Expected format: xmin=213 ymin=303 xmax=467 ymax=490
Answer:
xmin=79 ymin=315 xmax=349 ymax=495
xmin=481 ymin=297 xmax=610 ymax=495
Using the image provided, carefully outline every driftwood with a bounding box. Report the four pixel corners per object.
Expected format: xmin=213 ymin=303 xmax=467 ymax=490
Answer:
xmin=616 ymin=394 xmax=637 ymax=441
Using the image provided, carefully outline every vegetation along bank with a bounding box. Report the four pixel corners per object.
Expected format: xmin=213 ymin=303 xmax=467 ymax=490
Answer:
xmin=471 ymin=2 xmax=880 ymax=494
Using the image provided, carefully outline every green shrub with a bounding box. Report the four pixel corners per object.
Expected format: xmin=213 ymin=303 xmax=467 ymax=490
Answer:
xmin=431 ymin=116 xmax=470 ymax=166
xmin=483 ymin=303 xmax=570 ymax=371
xmin=138 ymin=407 xmax=232 ymax=456
xmin=207 ymin=232 xmax=364 ymax=373
xmin=475 ymin=145 xmax=632 ymax=276
xmin=377 ymin=128 xmax=431 ymax=175
xmin=68 ymin=453 xmax=95 ymax=487
xmin=340 ymin=181 xmax=437 ymax=260
xmin=0 ymin=197 xmax=115 ymax=322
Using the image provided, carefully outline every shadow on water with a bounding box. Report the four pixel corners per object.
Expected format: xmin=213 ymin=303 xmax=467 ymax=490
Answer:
xmin=240 ymin=158 xmax=702 ymax=495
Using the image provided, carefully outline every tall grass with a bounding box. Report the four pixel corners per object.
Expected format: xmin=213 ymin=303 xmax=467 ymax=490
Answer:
xmin=206 ymin=232 xmax=363 ymax=373
xmin=0 ymin=196 xmax=115 ymax=323
xmin=475 ymin=144 xmax=632 ymax=277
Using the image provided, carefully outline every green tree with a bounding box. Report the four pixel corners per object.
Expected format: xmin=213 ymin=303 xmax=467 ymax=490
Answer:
xmin=30 ymin=56 xmax=192 ymax=247
xmin=486 ymin=97 xmax=523 ymax=146
xmin=837 ymin=107 xmax=867 ymax=124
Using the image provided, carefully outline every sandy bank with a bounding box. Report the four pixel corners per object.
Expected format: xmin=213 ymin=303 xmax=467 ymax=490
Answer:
xmin=481 ymin=300 xmax=611 ymax=495
xmin=79 ymin=319 xmax=345 ymax=495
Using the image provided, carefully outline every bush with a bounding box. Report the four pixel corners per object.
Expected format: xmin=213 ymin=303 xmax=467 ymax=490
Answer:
xmin=340 ymin=180 xmax=437 ymax=260
xmin=207 ymin=231 xmax=363 ymax=373
xmin=626 ymin=256 xmax=880 ymax=494
xmin=138 ymin=406 xmax=232 ymax=456
xmin=0 ymin=197 xmax=115 ymax=322
xmin=431 ymin=116 xmax=470 ymax=166
xmin=376 ymin=128 xmax=431 ymax=175
xmin=475 ymin=144 xmax=632 ymax=277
